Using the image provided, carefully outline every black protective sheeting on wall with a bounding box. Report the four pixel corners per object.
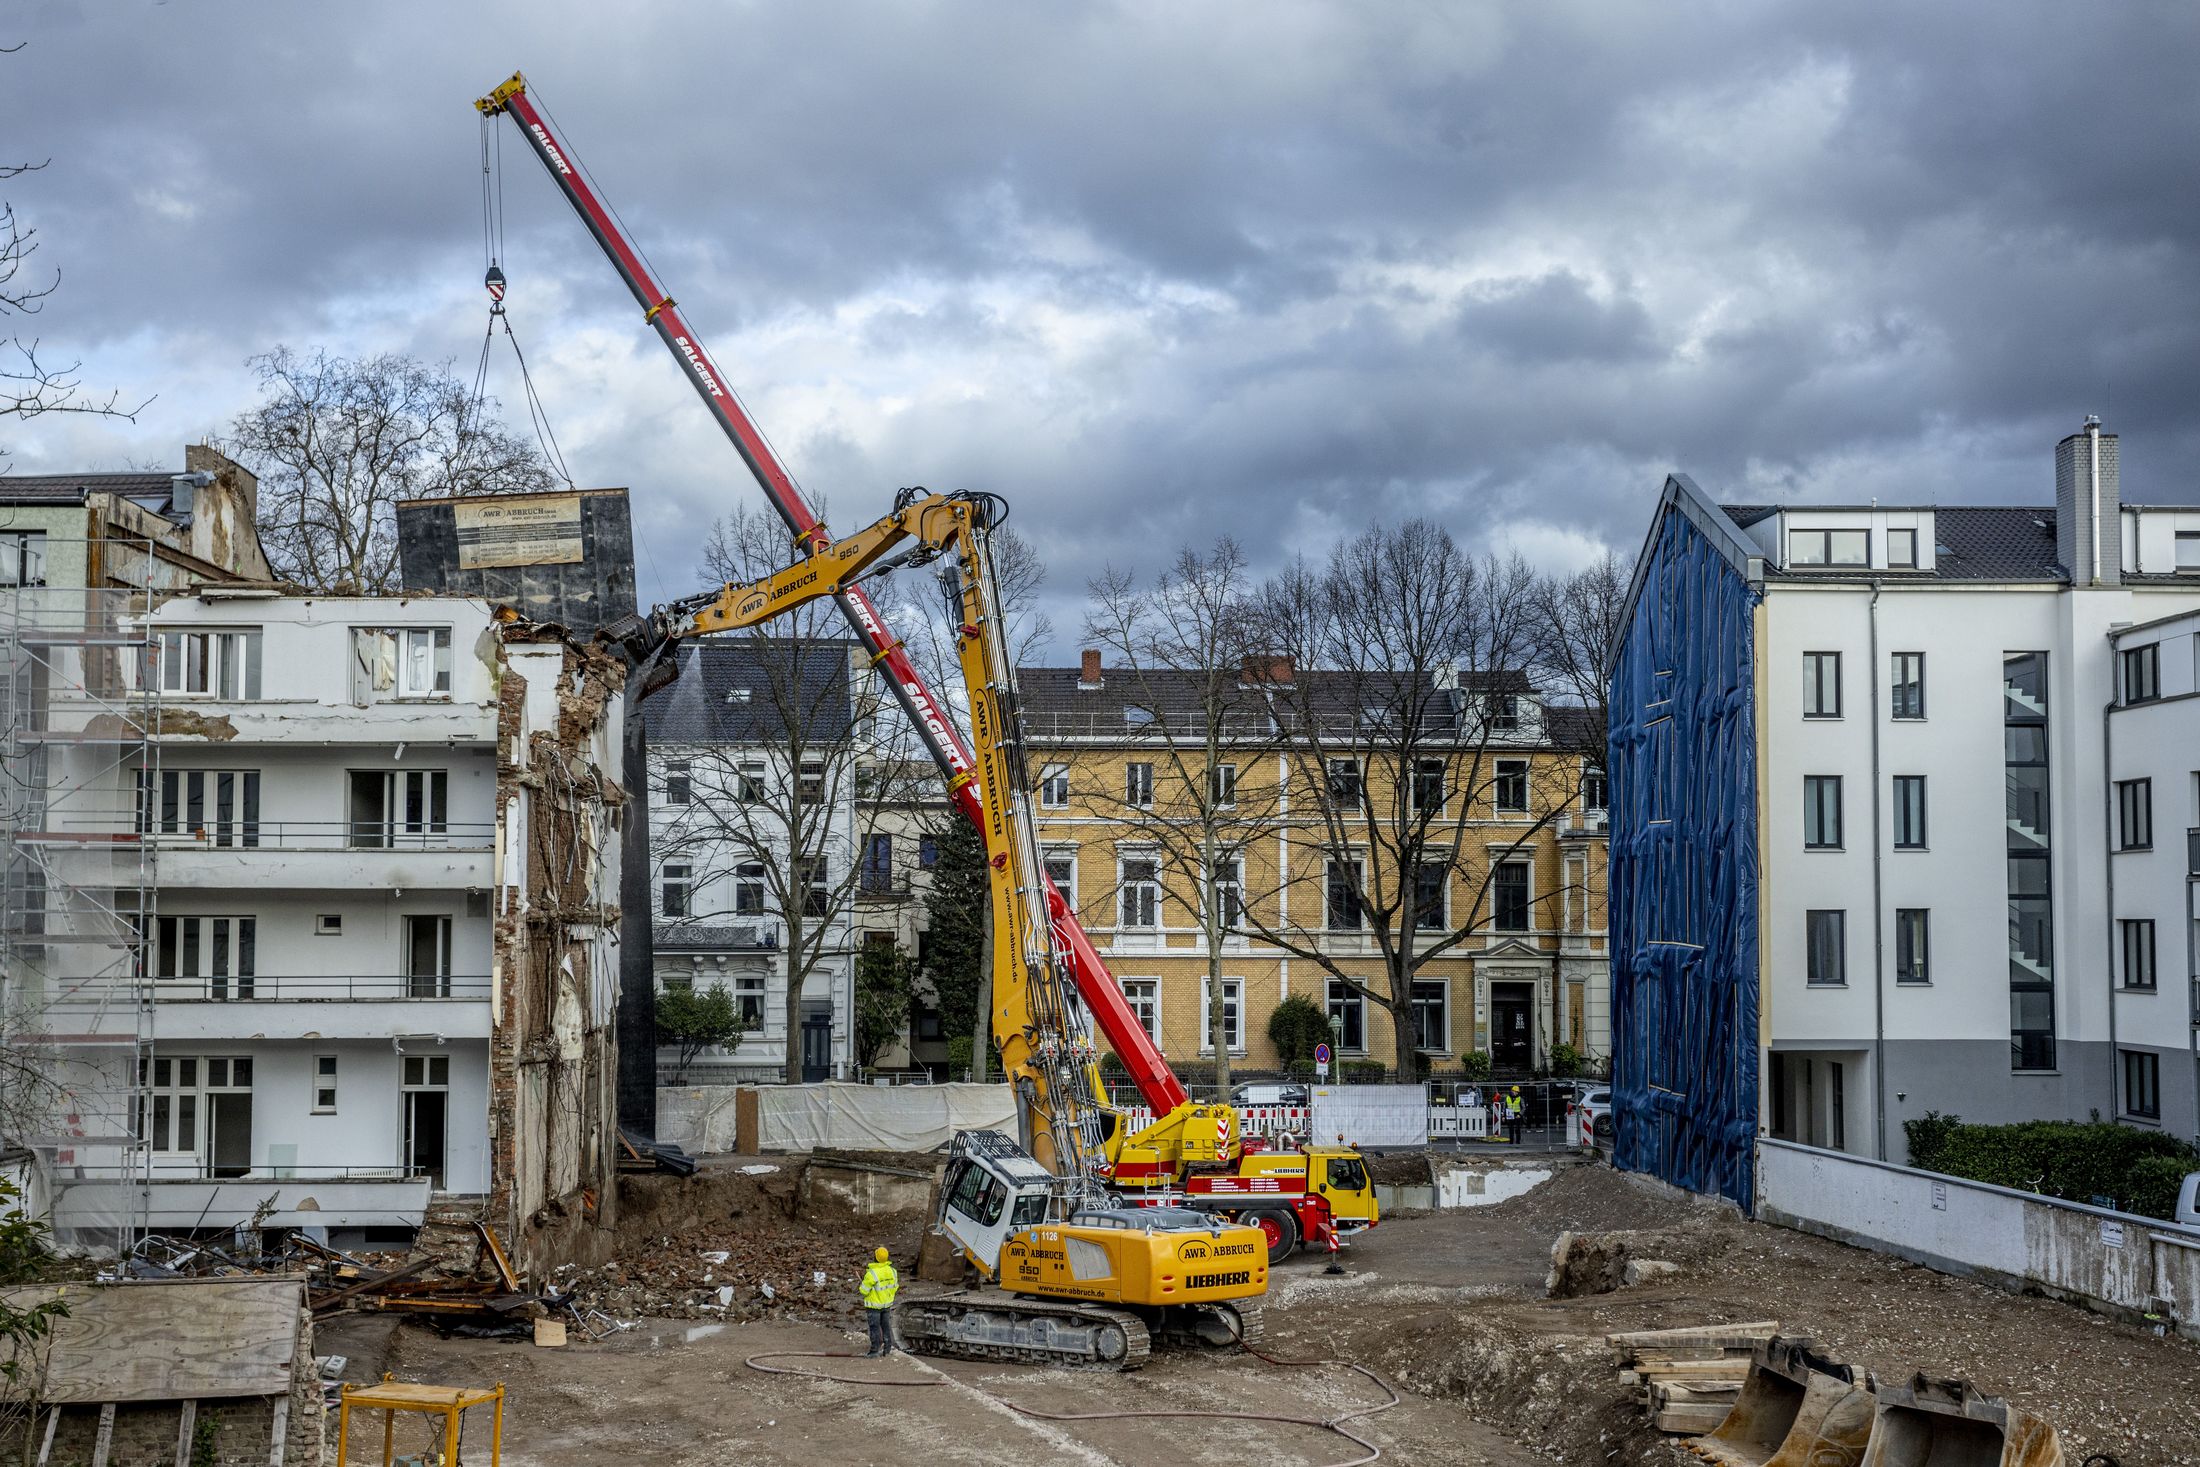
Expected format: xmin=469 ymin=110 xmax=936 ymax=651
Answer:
xmin=395 ymin=487 xmax=657 ymax=1132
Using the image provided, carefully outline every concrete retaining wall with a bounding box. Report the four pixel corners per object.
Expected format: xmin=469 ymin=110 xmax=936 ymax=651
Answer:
xmin=1757 ymin=1137 xmax=2200 ymax=1340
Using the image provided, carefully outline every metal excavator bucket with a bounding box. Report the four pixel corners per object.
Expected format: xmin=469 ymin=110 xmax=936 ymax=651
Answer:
xmin=1684 ymin=1337 xmax=1877 ymax=1467
xmin=1857 ymin=1375 xmax=2063 ymax=1467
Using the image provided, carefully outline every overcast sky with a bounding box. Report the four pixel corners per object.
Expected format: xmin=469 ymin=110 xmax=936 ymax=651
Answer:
xmin=6 ymin=2 xmax=2198 ymax=652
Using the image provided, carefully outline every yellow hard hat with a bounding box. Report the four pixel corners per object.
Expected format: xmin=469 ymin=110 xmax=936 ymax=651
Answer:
xmin=875 ymin=1247 xmax=890 ymax=1262
xmin=1510 ymin=1085 xmax=1521 ymax=1093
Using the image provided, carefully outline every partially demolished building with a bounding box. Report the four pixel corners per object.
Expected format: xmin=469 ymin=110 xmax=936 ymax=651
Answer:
xmin=4 ymin=585 xmax=626 ymax=1275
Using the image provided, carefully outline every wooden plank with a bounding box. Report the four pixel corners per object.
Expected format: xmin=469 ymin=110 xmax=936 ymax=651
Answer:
xmin=1652 ymin=1382 xmax=1743 ymax=1407
xmin=90 ymin=1403 xmax=116 ymax=1467
xmin=35 ymin=1406 xmax=60 ymax=1467
xmin=2 ymin=1280 xmax=306 ymax=1404
xmin=1608 ymin=1320 xmax=1777 ymax=1350
xmin=266 ymin=1393 xmax=289 ymax=1467
xmin=176 ymin=1399 xmax=197 ymax=1467
xmin=1654 ymin=1404 xmax=1734 ymax=1434
xmin=1637 ymin=1360 xmax=1752 ymax=1380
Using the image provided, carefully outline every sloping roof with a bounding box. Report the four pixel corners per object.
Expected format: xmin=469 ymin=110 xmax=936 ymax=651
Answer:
xmin=1542 ymin=704 xmax=1604 ymax=754
xmin=642 ymin=637 xmax=855 ymax=745
xmin=1723 ymin=503 xmax=2065 ymax=582
xmin=0 ymin=471 xmax=181 ymax=512
xmin=1016 ymin=662 xmax=1537 ymax=743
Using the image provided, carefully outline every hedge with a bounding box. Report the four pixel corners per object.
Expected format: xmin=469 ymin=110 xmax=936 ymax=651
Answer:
xmin=1903 ymin=1111 xmax=2200 ymax=1221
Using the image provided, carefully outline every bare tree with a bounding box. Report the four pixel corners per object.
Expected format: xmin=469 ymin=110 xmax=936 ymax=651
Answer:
xmin=649 ymin=505 xmax=889 ymax=1084
xmin=221 ymin=347 xmax=554 ymax=592
xmin=1243 ymin=522 xmax=1574 ymax=1074
xmin=1 ymin=42 xmax=148 ymax=460
xmin=1080 ymin=538 xmax=1282 ymax=1089
xmin=1529 ymin=550 xmax=1631 ymax=761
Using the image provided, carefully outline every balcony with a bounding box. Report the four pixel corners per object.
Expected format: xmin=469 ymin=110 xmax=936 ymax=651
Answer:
xmin=655 ymin=922 xmax=780 ymax=953
xmin=1558 ymin=810 xmax=1610 ymax=839
xmin=36 ymin=974 xmax=495 ymax=1041
xmin=54 ymin=1170 xmax=435 ymax=1232
xmin=146 ymin=821 xmax=494 ymax=890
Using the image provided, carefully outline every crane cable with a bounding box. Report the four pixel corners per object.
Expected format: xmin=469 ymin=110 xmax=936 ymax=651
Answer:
xmin=471 ymin=114 xmax=577 ymax=491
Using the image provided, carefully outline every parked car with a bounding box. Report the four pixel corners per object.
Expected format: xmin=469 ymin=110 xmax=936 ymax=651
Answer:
xmin=2178 ymin=1171 xmax=2200 ymax=1226
xmin=1573 ymin=1087 xmax=1613 ymax=1143
xmin=1231 ymin=1082 xmax=1311 ymax=1108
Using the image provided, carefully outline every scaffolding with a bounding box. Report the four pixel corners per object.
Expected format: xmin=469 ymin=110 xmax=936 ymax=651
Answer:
xmin=1 ymin=539 xmax=166 ymax=1252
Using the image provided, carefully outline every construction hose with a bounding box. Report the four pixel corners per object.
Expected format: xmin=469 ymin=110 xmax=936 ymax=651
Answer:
xmin=743 ymin=1329 xmax=1403 ymax=1467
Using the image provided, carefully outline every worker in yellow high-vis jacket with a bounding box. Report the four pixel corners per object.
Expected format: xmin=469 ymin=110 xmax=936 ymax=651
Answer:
xmin=860 ymin=1246 xmax=899 ymax=1356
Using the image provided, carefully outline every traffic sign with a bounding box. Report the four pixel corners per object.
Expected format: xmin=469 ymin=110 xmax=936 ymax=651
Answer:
xmin=1314 ymin=1041 xmax=1333 ymax=1065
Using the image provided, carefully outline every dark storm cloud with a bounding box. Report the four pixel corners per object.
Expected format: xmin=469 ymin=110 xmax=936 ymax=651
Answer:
xmin=6 ymin=1 xmax=2200 ymax=644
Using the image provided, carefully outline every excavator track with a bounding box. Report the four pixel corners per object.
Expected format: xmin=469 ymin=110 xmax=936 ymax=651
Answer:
xmin=1154 ymin=1298 xmax=1264 ymax=1351
xmin=900 ymin=1291 xmax=1153 ymax=1371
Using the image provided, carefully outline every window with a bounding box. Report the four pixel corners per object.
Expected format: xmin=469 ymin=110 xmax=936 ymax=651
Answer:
xmin=1043 ymin=850 xmax=1076 ymax=906
xmin=2117 ymin=778 xmax=2152 ymax=850
xmin=1326 ymin=979 xmax=1366 ymax=1052
xmin=1789 ymin=528 xmax=1869 ymax=567
xmin=1493 ymin=758 xmax=1528 ymax=814
xmin=147 ymin=628 xmax=263 ymax=699
xmin=1324 ymin=858 xmax=1363 ymax=931
xmin=1209 ymin=855 xmax=1243 ymax=930
xmin=798 ymin=762 xmax=825 ymax=804
xmin=351 ymin=627 xmax=451 ymax=699
xmin=347 ymin=769 xmax=449 ymax=847
xmin=2005 ymin=650 xmax=2055 ymax=1069
xmin=1802 ymin=652 xmax=1841 ymax=718
xmin=402 ymin=1055 xmax=450 ymax=1088
xmin=918 ymin=834 xmax=939 ymax=869
xmin=1493 ymin=859 xmax=1530 ymax=932
xmin=1119 ymin=857 xmax=1159 ymax=929
xmin=666 ymin=761 xmax=692 ymax=806
xmin=1199 ymin=977 xmax=1243 ymax=1055
xmin=734 ymin=973 xmax=767 ymax=1029
xmin=2120 ymin=919 xmax=2157 ymax=990
xmin=1894 ymin=908 xmax=1929 ymax=983
xmin=1803 ymin=776 xmax=1843 ymax=848
xmin=1411 ymin=980 xmax=1448 ymax=1053
xmin=2178 ymin=530 xmax=2200 ymax=571
xmin=1125 ymin=761 xmax=1154 ymax=808
xmin=1582 ymin=763 xmax=1608 ymax=812
xmin=0 ymin=530 xmax=45 ymax=587
xmin=1411 ymin=758 xmax=1445 ymax=814
xmin=1892 ymin=776 xmax=1927 ymax=849
xmin=1806 ymin=909 xmax=1846 ymax=985
xmin=795 ymin=855 xmax=829 ymax=919
xmin=154 ymin=915 xmax=258 ymax=999
xmin=1887 ymin=528 xmax=1918 ymax=568
xmin=142 ymin=769 xmax=260 ymax=847
xmin=735 ymin=863 xmax=765 ymax=915
xmin=1040 ymin=764 xmax=1070 ymax=808
xmin=139 ymin=1055 xmax=252 ymax=1165
xmin=1119 ymin=979 xmax=1162 ymax=1044
xmin=316 ymin=913 xmax=342 ymax=936
xmin=1488 ymin=693 xmax=1520 ymax=732
xmin=1210 ymin=763 xmax=1237 ymax=809
xmin=2121 ymin=644 xmax=2160 ymax=705
xmin=2122 ymin=1049 xmax=2161 ymax=1120
xmin=313 ymin=1055 xmax=338 ymax=1113
xmin=1325 ymin=758 xmax=1362 ymax=812
xmin=738 ymin=762 xmax=765 ymax=802
xmin=861 ymin=833 xmax=895 ymax=894
xmin=1413 ymin=863 xmax=1447 ymax=930
xmin=1891 ymin=653 xmax=1926 ymax=720
xmin=661 ymin=862 xmax=691 ymax=917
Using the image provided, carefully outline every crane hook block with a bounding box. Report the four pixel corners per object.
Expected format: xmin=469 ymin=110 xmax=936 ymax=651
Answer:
xmin=475 ymin=71 xmax=528 ymax=115
xmin=485 ymin=265 xmax=507 ymax=305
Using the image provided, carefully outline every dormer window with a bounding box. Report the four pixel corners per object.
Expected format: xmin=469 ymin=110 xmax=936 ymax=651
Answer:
xmin=1789 ymin=528 xmax=1869 ymax=567
xmin=1887 ymin=529 xmax=1918 ymax=569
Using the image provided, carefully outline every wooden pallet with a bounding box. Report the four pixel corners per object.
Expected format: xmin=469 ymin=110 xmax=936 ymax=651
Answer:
xmin=1606 ymin=1321 xmax=1779 ymax=1435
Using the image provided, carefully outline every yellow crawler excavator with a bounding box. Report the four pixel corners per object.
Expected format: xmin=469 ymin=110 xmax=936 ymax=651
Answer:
xmin=660 ymin=488 xmax=1269 ymax=1368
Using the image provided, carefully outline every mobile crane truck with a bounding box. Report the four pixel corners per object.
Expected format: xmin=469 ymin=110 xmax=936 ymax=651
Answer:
xmin=472 ymin=71 xmax=1379 ymax=1342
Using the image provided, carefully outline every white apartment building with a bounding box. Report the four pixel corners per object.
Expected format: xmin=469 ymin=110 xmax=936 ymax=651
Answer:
xmin=644 ymin=638 xmax=866 ymax=1083
xmin=12 ymin=589 xmax=625 ymax=1261
xmin=1621 ymin=420 xmax=2200 ymax=1165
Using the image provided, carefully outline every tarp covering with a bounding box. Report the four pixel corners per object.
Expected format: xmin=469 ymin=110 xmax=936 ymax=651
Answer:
xmin=1608 ymin=479 xmax=1761 ymax=1211
xmin=1309 ymin=1084 xmax=1432 ymax=1147
xmin=756 ymin=1082 xmax=1016 ymax=1153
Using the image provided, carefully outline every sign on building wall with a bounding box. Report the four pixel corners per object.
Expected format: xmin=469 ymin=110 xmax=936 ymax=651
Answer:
xmin=453 ymin=493 xmax=585 ymax=569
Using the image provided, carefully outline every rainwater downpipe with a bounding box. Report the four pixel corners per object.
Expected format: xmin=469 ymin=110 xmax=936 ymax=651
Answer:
xmin=2103 ymin=688 xmax=2120 ymax=1124
xmin=1867 ymin=579 xmax=1887 ymax=1160
xmin=2089 ymin=417 xmax=2103 ymax=585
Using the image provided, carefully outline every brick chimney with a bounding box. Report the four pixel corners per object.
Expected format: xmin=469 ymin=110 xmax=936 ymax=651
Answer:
xmin=1239 ymin=653 xmax=1295 ymax=686
xmin=2055 ymin=416 xmax=2121 ymax=587
xmin=1079 ymin=649 xmax=1103 ymax=689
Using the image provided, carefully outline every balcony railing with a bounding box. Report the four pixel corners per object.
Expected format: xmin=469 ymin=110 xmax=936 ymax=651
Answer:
xmin=141 ymin=820 xmax=494 ymax=851
xmin=47 ymin=973 xmax=491 ymax=1001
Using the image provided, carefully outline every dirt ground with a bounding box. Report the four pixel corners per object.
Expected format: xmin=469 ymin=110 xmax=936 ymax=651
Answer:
xmin=318 ymin=1160 xmax=2200 ymax=1467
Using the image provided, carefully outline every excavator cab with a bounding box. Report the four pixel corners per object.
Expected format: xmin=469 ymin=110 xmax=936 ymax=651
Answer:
xmin=937 ymin=1131 xmax=1061 ymax=1278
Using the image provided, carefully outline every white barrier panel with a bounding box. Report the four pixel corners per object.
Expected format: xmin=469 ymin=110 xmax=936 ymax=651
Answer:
xmin=755 ymin=1082 xmax=1017 ymax=1152
xmin=1757 ymin=1137 xmax=2200 ymax=1342
xmin=1426 ymin=1108 xmax=1488 ymax=1141
xmin=1311 ymin=1084 xmax=1431 ymax=1147
xmin=655 ymin=1086 xmax=743 ymax=1154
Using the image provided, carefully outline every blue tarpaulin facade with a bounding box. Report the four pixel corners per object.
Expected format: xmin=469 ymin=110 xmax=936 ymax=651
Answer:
xmin=1607 ymin=476 xmax=1762 ymax=1211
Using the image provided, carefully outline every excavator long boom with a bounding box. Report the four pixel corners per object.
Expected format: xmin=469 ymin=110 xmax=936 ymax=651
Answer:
xmin=475 ymin=70 xmax=1189 ymax=1116
xmin=679 ymin=490 xmax=1110 ymax=1183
